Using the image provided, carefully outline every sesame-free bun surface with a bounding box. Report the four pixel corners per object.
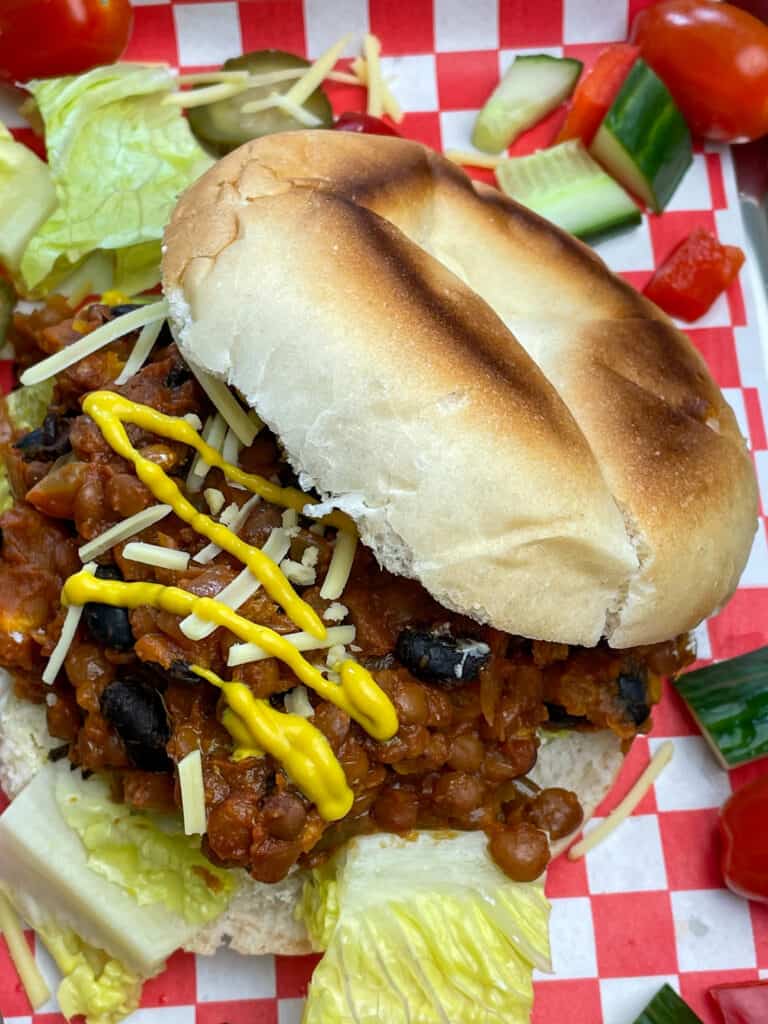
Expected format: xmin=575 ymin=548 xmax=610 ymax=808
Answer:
xmin=163 ymin=131 xmax=757 ymax=647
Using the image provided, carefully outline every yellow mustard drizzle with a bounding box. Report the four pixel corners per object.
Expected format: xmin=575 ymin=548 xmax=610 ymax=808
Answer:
xmin=192 ymin=666 xmax=353 ymax=820
xmin=62 ymin=571 xmax=398 ymax=744
xmin=82 ymin=391 xmax=327 ymax=639
xmin=221 ymin=707 xmax=265 ymax=761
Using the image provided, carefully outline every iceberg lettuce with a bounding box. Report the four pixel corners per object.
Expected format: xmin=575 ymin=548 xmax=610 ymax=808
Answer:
xmin=0 ymin=120 xmax=56 ymax=274
xmin=56 ymin=769 xmax=235 ymax=925
xmin=20 ymin=64 xmax=212 ymax=294
xmin=299 ymin=831 xmax=551 ymax=1024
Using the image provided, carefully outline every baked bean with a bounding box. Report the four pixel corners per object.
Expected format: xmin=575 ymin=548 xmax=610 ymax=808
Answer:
xmin=262 ymin=792 xmax=307 ymax=841
xmin=373 ymin=788 xmax=419 ymax=832
xmin=447 ymin=733 xmax=484 ymax=772
xmin=526 ymin=787 xmax=583 ymax=840
xmin=432 ymin=771 xmax=485 ymax=819
xmin=488 ymin=822 xmax=550 ymax=881
xmin=206 ymin=792 xmax=259 ymax=864
xmin=311 ymin=703 xmax=351 ymax=751
xmin=73 ymin=475 xmax=107 ymax=540
xmin=249 ymin=832 xmax=301 ymax=884
xmin=338 ymin=739 xmax=370 ymax=785
xmin=105 ymin=473 xmax=153 ymax=517
xmin=46 ymin=690 xmax=81 ymax=740
xmin=392 ymin=678 xmax=429 ymax=725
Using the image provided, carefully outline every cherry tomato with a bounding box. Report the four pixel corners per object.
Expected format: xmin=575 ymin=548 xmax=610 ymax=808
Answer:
xmin=332 ymin=112 xmax=400 ymax=137
xmin=631 ymin=0 xmax=768 ymax=141
xmin=0 ymin=0 xmax=134 ymax=83
xmin=719 ymin=773 xmax=768 ymax=904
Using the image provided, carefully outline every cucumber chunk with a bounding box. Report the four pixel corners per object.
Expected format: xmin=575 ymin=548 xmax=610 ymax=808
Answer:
xmin=472 ymin=55 xmax=583 ymax=154
xmin=188 ymin=50 xmax=333 ymax=154
xmin=590 ymin=59 xmax=692 ymax=213
xmin=496 ymin=140 xmax=641 ymax=240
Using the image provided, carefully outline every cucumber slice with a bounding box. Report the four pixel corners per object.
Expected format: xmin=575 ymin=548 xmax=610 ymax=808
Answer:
xmin=188 ymin=50 xmax=333 ymax=154
xmin=590 ymin=59 xmax=692 ymax=213
xmin=472 ymin=55 xmax=583 ymax=154
xmin=495 ymin=140 xmax=641 ymax=240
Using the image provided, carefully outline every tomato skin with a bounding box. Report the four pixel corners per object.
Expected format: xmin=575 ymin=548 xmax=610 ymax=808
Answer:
xmin=631 ymin=0 xmax=768 ymax=141
xmin=719 ymin=774 xmax=768 ymax=904
xmin=556 ymin=44 xmax=639 ymax=146
xmin=0 ymin=0 xmax=133 ymax=83
xmin=332 ymin=112 xmax=400 ymax=137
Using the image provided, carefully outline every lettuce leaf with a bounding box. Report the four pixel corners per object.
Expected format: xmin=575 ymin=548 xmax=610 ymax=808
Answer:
xmin=36 ymin=917 xmax=141 ymax=1024
xmin=299 ymin=831 xmax=551 ymax=1024
xmin=56 ymin=769 xmax=235 ymax=925
xmin=0 ymin=379 xmax=55 ymax=513
xmin=20 ymin=64 xmax=212 ymax=294
xmin=0 ymin=120 xmax=57 ymax=274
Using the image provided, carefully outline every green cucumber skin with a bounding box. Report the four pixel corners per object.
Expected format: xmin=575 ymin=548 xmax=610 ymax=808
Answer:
xmin=675 ymin=646 xmax=768 ymax=768
xmin=594 ymin=59 xmax=692 ymax=212
xmin=472 ymin=55 xmax=583 ymax=153
xmin=632 ymin=984 xmax=703 ymax=1024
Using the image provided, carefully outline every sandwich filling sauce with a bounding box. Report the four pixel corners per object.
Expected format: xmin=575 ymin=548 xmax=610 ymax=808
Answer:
xmin=0 ymin=300 xmax=693 ymax=884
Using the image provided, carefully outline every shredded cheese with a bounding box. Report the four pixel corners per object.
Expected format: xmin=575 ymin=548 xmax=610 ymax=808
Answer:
xmin=42 ymin=562 xmax=97 ymax=685
xmin=363 ymin=34 xmax=384 ymax=117
xmin=184 ymin=413 xmax=203 ymax=431
xmin=122 ymin=541 xmax=190 ymax=571
xmin=182 ymin=527 xmax=291 ymax=640
xmin=280 ymin=558 xmax=316 ymax=586
xmin=0 ymin=893 xmax=51 ymax=1010
xmin=320 ymin=529 xmax=358 ymax=600
xmin=163 ymin=80 xmax=248 ymax=107
xmin=188 ymin=364 xmax=259 ymax=446
xmin=221 ymin=425 xmax=242 ymax=466
xmin=351 ymin=55 xmax=403 ymax=122
xmin=178 ymin=748 xmax=207 ymax=835
xmin=228 ymin=624 xmax=356 ymax=667
xmin=20 ymin=300 xmax=169 ymax=387
xmin=284 ymin=685 xmax=314 ymax=719
xmin=568 ymin=741 xmax=675 ymax=859
xmin=283 ymin=34 xmax=352 ymax=107
xmin=323 ymin=601 xmax=348 ymax=622
xmin=187 ymin=413 xmax=226 ymax=493
xmin=194 ymin=493 xmax=261 ymax=565
xmin=302 ymin=545 xmax=319 ymax=568
xmin=282 ymin=507 xmax=299 ymax=534
xmin=114 ymin=317 xmax=166 ymax=385
xmin=271 ymin=93 xmax=324 ymax=127
xmin=445 ymin=150 xmax=505 ymax=169
xmin=176 ymin=70 xmax=251 ymax=86
xmin=78 ymin=504 xmax=172 ymax=562
xmin=204 ymin=488 xmax=226 ymax=516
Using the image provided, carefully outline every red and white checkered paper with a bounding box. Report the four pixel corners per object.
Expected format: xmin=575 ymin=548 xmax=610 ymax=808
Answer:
xmin=2 ymin=1 xmax=768 ymax=1022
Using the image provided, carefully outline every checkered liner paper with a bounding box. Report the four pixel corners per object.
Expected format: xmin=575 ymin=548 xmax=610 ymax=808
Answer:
xmin=1 ymin=1 xmax=768 ymax=1022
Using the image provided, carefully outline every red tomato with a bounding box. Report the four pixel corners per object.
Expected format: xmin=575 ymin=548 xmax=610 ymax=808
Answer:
xmin=644 ymin=227 xmax=745 ymax=321
xmin=0 ymin=0 xmax=133 ymax=83
xmin=710 ymin=981 xmax=768 ymax=1024
xmin=333 ymin=112 xmax=400 ymax=137
xmin=556 ymin=44 xmax=639 ymax=147
xmin=719 ymin=773 xmax=768 ymax=904
xmin=631 ymin=0 xmax=768 ymax=141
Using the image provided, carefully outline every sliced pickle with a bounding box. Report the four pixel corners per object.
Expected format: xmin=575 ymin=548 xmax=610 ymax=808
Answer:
xmin=188 ymin=50 xmax=333 ymax=153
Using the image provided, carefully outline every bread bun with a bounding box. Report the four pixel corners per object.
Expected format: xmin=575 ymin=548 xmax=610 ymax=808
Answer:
xmin=163 ymin=131 xmax=757 ymax=647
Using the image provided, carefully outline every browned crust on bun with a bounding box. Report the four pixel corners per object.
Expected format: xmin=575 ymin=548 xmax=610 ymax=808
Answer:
xmin=163 ymin=131 xmax=757 ymax=648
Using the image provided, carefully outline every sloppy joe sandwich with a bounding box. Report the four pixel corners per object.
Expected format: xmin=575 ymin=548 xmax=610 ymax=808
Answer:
xmin=0 ymin=131 xmax=757 ymax=1023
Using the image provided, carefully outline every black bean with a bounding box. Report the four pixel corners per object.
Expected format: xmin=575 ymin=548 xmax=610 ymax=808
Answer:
xmin=360 ymin=653 xmax=396 ymax=671
xmin=164 ymin=364 xmax=193 ymax=389
xmin=48 ymin=743 xmax=70 ymax=762
xmin=108 ymin=303 xmax=143 ymax=318
xmin=100 ymin=677 xmax=171 ymax=772
xmin=83 ymin=565 xmax=134 ymax=651
xmin=14 ymin=413 xmax=72 ymax=462
xmin=616 ymin=671 xmax=650 ymax=726
xmin=545 ymin=703 xmax=589 ymax=728
xmin=395 ymin=628 xmax=490 ymax=685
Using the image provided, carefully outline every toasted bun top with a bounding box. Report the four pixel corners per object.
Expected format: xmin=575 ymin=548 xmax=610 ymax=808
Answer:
xmin=162 ymin=131 xmax=757 ymax=647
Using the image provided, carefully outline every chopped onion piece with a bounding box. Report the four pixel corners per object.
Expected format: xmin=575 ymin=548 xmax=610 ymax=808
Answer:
xmin=20 ymin=300 xmax=169 ymax=386
xmin=228 ymin=624 xmax=356 ymax=666
xmin=178 ymin=749 xmax=207 ymax=835
xmin=122 ymin=542 xmax=190 ymax=571
xmin=204 ymin=488 xmax=226 ymax=516
xmin=114 ymin=317 xmax=165 ymax=385
xmin=284 ymin=685 xmax=314 ymax=719
xmin=78 ymin=504 xmax=172 ymax=561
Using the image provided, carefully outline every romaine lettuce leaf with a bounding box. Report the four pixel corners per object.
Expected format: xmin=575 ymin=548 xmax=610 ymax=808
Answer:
xmin=36 ymin=917 xmax=141 ymax=1024
xmin=299 ymin=831 xmax=551 ymax=1024
xmin=0 ymin=120 xmax=57 ymax=274
xmin=56 ymin=769 xmax=234 ymax=925
xmin=20 ymin=64 xmax=212 ymax=294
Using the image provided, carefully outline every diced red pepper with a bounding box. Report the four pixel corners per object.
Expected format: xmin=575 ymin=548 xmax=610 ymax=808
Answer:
xmin=719 ymin=773 xmax=768 ymax=904
xmin=710 ymin=980 xmax=768 ymax=1024
xmin=556 ymin=44 xmax=639 ymax=146
xmin=643 ymin=226 xmax=745 ymax=321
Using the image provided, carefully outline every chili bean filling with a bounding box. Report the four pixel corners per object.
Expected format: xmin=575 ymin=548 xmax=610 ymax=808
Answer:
xmin=0 ymin=302 xmax=694 ymax=883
